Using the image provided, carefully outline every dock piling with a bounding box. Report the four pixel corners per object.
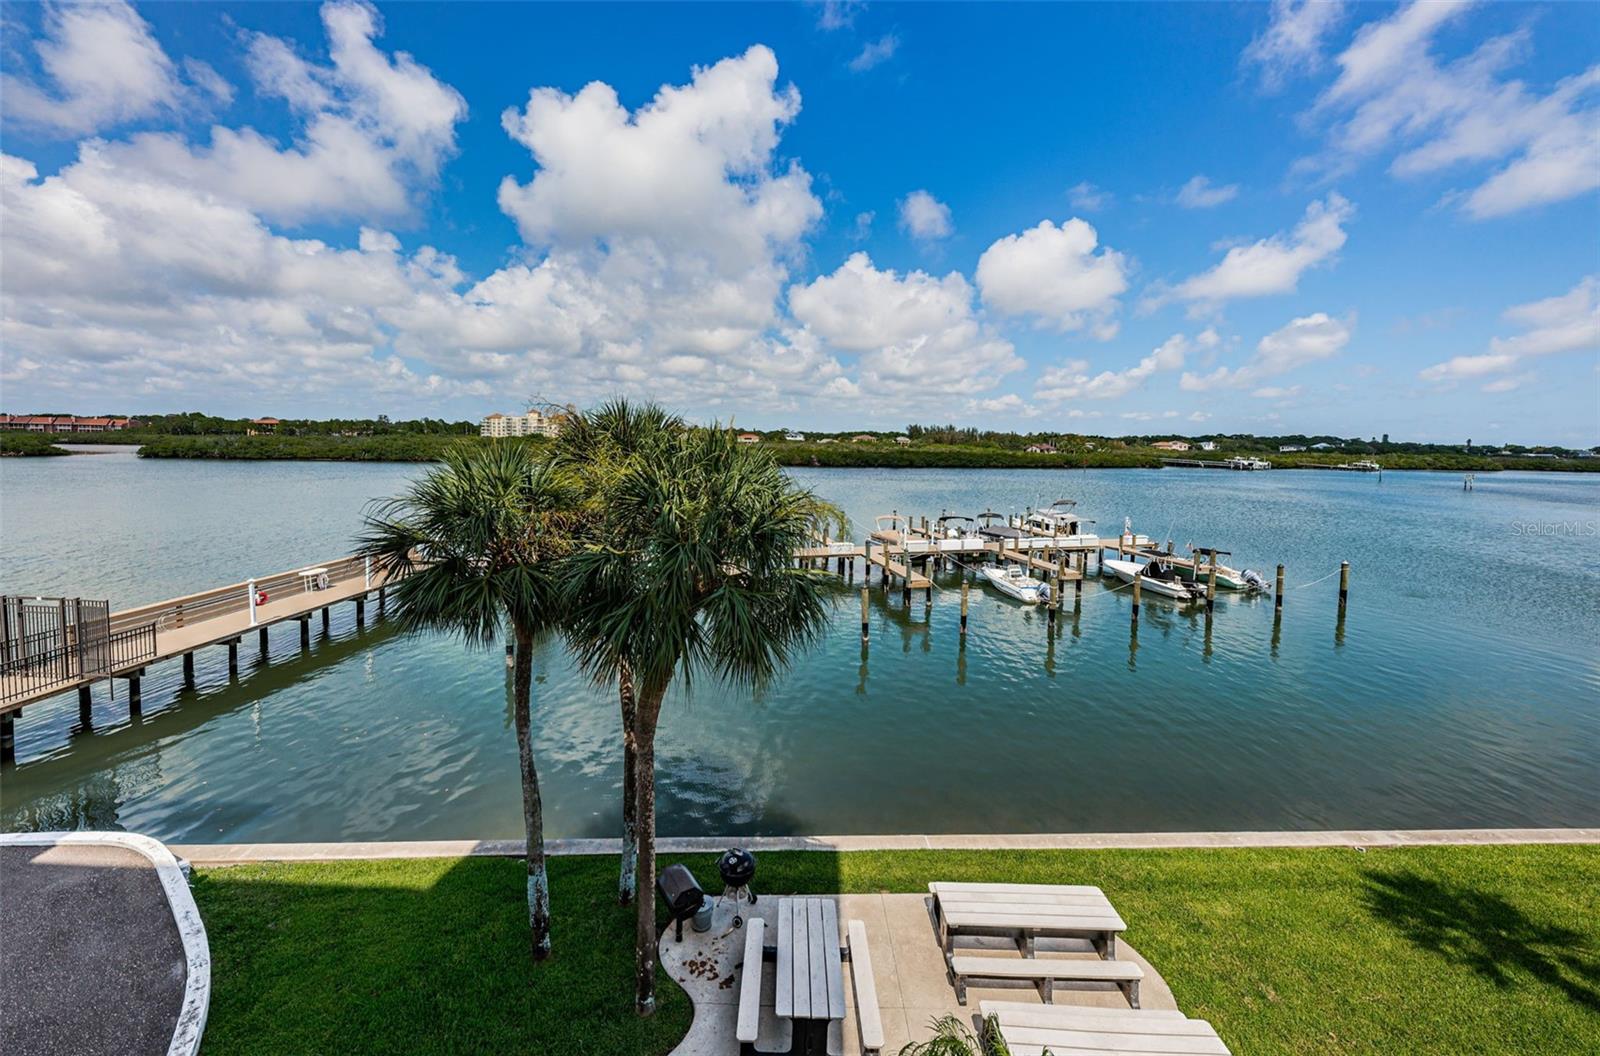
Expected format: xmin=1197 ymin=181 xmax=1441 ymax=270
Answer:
xmin=247 ymin=578 xmax=258 ymax=626
xmin=1131 ymin=575 xmax=1142 ymax=627
xmin=299 ymin=617 xmax=311 ymax=651
xmin=960 ymin=580 xmax=970 ymax=636
xmin=860 ymin=587 xmax=870 ymax=643
xmin=78 ymin=685 xmax=92 ymax=723
xmin=1275 ymin=564 xmax=1285 ymax=611
xmin=1338 ymin=561 xmax=1350 ymax=611
xmin=226 ymin=638 xmax=239 ymax=678
xmin=321 ymin=606 xmax=330 ymax=633
xmin=182 ymin=651 xmax=195 ymax=688
xmin=124 ymin=672 xmax=142 ymax=715
xmin=355 ymin=596 xmax=366 ymax=626
xmin=0 ymin=714 xmax=14 ymax=764
xmin=1206 ymin=560 xmax=1218 ymax=614
xmin=258 ymin=626 xmax=268 ymax=653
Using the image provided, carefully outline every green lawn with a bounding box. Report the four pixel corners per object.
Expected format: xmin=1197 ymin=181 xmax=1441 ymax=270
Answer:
xmin=194 ymin=844 xmax=1599 ymax=1055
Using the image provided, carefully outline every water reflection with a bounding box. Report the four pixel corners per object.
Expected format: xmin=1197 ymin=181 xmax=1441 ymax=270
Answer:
xmin=3 ymin=462 xmax=1599 ymax=840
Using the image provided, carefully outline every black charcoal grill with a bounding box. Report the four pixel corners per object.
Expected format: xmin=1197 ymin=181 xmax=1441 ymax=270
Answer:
xmin=715 ymin=848 xmax=757 ymax=928
xmin=656 ymin=863 xmax=704 ymax=942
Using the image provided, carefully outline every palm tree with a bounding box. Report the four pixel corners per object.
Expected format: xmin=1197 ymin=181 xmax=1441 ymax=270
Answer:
xmin=561 ymin=420 xmax=840 ymax=1013
xmin=549 ymin=400 xmax=685 ymax=908
xmin=358 ymin=441 xmax=578 ymax=960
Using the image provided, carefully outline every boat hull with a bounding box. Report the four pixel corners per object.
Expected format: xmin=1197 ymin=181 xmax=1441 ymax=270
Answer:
xmin=1102 ymin=559 xmax=1197 ymax=600
xmin=978 ymin=567 xmax=1045 ymax=604
xmin=1174 ymin=564 xmax=1245 ymax=590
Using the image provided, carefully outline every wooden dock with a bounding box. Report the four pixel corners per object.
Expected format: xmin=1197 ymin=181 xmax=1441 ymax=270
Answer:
xmin=1 ymin=555 xmax=395 ymax=758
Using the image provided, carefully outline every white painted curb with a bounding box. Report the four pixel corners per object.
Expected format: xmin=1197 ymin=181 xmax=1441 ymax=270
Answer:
xmin=1 ymin=831 xmax=210 ymax=1056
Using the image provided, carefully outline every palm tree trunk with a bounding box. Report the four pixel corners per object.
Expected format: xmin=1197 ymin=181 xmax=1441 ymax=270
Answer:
xmin=618 ymin=660 xmax=639 ymax=906
xmin=512 ymin=623 xmax=552 ymax=961
xmin=632 ymin=680 xmax=666 ymax=1015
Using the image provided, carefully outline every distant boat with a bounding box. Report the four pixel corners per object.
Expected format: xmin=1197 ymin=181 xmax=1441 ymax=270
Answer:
xmin=976 ymin=509 xmax=1023 ymax=542
xmin=934 ymin=513 xmax=978 ymax=538
xmin=1022 ymin=498 xmax=1095 ymax=539
xmin=978 ymin=564 xmax=1050 ymax=604
xmin=1102 ymin=558 xmax=1201 ymax=601
xmin=1224 ymin=456 xmax=1272 ymax=470
xmin=870 ymin=514 xmax=908 ymax=544
xmin=1341 ymin=460 xmax=1382 ymax=472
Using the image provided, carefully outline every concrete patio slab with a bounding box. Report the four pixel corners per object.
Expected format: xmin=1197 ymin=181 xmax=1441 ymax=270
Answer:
xmin=661 ymin=892 xmax=1180 ymax=1056
xmin=0 ymin=832 xmax=209 ymax=1056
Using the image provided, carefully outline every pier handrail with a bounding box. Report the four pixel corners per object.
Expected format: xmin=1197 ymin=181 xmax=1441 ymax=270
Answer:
xmin=108 ymin=555 xmax=375 ymax=635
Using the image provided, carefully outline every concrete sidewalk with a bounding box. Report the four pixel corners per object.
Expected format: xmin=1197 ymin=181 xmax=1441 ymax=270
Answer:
xmin=172 ymin=827 xmax=1600 ymax=865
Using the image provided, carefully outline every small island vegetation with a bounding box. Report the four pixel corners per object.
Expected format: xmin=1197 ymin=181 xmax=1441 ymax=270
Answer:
xmin=7 ymin=410 xmax=1596 ymax=470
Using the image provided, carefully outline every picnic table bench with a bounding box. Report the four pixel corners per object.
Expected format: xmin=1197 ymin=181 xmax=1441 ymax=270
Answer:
xmin=739 ymin=897 xmax=883 ymax=1056
xmin=932 ymin=882 xmax=1139 ymax=1006
xmin=979 ymin=1000 xmax=1232 ymax=1055
xmin=930 ymin=881 xmax=1127 ymax=958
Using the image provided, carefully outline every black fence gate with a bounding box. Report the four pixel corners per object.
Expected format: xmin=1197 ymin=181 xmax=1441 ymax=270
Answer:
xmin=1 ymin=596 xmax=152 ymax=705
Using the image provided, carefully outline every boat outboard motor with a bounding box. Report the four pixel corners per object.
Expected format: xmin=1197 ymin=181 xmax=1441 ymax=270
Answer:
xmin=1241 ymin=569 xmax=1270 ymax=593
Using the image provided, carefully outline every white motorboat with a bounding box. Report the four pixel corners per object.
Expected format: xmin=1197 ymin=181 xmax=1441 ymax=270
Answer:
xmin=1021 ymin=499 xmax=1099 ymax=548
xmin=870 ymin=514 xmax=908 ymax=544
xmin=1175 ymin=548 xmax=1248 ymax=591
xmin=1224 ymin=456 xmax=1272 ymax=470
xmin=978 ymin=564 xmax=1051 ymax=604
xmin=1102 ymin=558 xmax=1201 ymax=601
xmin=933 ymin=513 xmax=978 ymax=539
xmin=976 ymin=509 xmax=1024 ymax=543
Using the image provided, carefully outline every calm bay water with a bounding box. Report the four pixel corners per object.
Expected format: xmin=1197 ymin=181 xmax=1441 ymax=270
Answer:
xmin=2 ymin=448 xmax=1597 ymax=841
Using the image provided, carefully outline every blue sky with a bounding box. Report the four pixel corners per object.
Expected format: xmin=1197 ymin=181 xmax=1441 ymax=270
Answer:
xmin=1 ymin=1 xmax=1596 ymax=445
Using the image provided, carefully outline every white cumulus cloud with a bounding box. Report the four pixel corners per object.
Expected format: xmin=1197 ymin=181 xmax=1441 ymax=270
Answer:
xmin=975 ymin=218 xmax=1128 ymax=336
xmin=1035 ymin=333 xmax=1191 ymax=402
xmin=1419 ymin=276 xmax=1599 ymax=382
xmin=789 ymin=252 xmax=1021 ymax=401
xmin=1 ymin=1 xmax=183 ymax=134
xmin=1243 ymin=0 xmax=1347 ymax=91
xmin=1299 ymin=1 xmax=1600 ymax=219
xmin=1176 ymin=175 xmax=1240 ymax=209
xmin=1181 ymin=312 xmax=1351 ymax=390
xmin=897 ymin=190 xmax=953 ymax=241
xmin=93 ymin=1 xmax=468 ymax=226
xmin=1156 ymin=194 xmax=1353 ymax=309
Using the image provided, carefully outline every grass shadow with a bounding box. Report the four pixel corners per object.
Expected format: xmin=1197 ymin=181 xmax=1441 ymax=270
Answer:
xmin=1362 ymin=869 xmax=1600 ymax=1014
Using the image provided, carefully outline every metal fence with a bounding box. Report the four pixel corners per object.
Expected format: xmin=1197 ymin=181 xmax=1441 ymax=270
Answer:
xmin=1 ymin=596 xmax=155 ymax=705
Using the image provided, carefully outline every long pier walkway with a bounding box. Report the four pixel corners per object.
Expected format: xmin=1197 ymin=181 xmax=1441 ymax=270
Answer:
xmin=1 ymin=556 xmax=393 ymax=761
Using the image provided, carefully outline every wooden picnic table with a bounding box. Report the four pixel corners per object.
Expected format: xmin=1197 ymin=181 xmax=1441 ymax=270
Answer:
xmin=930 ymin=881 xmax=1127 ymax=959
xmin=769 ymin=896 xmax=846 ymax=1056
xmin=980 ymin=1000 xmax=1233 ymax=1055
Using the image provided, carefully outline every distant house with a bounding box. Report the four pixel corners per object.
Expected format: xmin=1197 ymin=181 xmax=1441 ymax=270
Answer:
xmin=1152 ymin=440 xmax=1190 ymax=452
xmin=1278 ymin=444 xmax=1306 ymax=453
xmin=894 ymin=436 xmax=912 ymax=446
xmin=1025 ymin=443 xmax=1056 ymax=454
xmin=737 ymin=432 xmax=761 ymax=444
xmin=1197 ymin=441 xmax=1218 ymax=452
xmin=783 ymin=432 xmax=806 ymax=442
xmin=851 ymin=434 xmax=877 ymax=443
xmin=1310 ymin=442 xmax=1336 ymax=450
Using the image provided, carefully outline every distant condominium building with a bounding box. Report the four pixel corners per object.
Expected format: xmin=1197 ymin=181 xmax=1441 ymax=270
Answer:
xmin=0 ymin=414 xmax=140 ymax=433
xmin=480 ymin=408 xmax=564 ymax=438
